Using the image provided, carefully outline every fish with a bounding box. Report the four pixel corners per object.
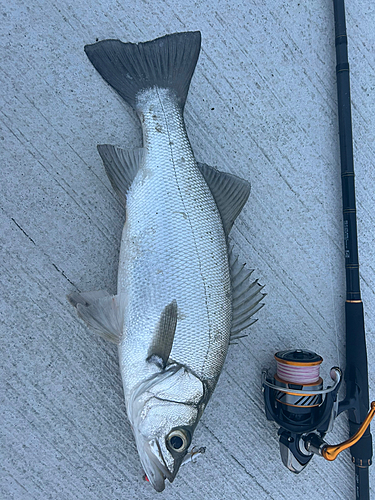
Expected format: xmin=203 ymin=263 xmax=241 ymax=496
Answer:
xmin=68 ymin=31 xmax=265 ymax=492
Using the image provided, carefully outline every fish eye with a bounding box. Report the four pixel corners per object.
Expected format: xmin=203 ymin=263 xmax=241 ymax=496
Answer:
xmin=166 ymin=429 xmax=190 ymax=453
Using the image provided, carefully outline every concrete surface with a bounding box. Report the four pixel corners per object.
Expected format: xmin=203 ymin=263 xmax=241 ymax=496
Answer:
xmin=1 ymin=0 xmax=374 ymax=498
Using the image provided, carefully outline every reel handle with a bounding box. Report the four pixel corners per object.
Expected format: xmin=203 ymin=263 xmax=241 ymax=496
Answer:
xmin=304 ymin=402 xmax=375 ymax=461
xmin=323 ymin=402 xmax=375 ymax=461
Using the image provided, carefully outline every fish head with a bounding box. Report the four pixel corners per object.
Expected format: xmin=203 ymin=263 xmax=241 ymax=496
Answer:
xmin=129 ymin=364 xmax=206 ymax=491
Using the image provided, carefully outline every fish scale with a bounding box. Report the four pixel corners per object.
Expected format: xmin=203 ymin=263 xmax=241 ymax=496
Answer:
xmin=119 ymin=88 xmax=232 ymax=395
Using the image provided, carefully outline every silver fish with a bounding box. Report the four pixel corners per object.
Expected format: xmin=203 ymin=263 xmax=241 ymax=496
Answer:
xmin=69 ymin=31 xmax=265 ymax=492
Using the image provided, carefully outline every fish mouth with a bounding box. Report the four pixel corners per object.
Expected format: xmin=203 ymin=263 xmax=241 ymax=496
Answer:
xmin=143 ymin=454 xmax=168 ymax=492
xmin=136 ymin=435 xmax=182 ymax=492
xmin=136 ymin=436 xmax=187 ymax=492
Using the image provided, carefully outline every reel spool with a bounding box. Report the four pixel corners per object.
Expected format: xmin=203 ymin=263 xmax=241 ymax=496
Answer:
xmin=262 ymin=349 xmax=375 ymax=473
xmin=273 ymin=350 xmax=323 ymax=409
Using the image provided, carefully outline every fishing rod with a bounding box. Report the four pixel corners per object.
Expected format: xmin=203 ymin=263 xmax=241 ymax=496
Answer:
xmin=262 ymin=1 xmax=373 ymax=498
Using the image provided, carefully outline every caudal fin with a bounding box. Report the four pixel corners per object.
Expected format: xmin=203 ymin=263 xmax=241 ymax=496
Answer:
xmin=84 ymin=31 xmax=201 ymax=110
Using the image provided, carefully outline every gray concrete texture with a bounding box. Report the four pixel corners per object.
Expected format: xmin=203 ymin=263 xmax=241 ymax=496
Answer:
xmin=1 ymin=0 xmax=374 ymax=498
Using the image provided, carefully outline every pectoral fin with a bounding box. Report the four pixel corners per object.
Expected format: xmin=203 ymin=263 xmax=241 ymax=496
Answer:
xmin=197 ymin=162 xmax=251 ymax=235
xmin=147 ymin=300 xmax=178 ymax=368
xmin=68 ymin=291 xmax=125 ymax=344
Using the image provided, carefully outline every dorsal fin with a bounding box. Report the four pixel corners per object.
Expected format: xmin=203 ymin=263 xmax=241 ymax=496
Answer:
xmin=228 ymin=245 xmax=266 ymax=342
xmin=147 ymin=300 xmax=178 ymax=368
xmin=197 ymin=162 xmax=251 ymax=235
xmin=97 ymin=144 xmax=144 ymax=206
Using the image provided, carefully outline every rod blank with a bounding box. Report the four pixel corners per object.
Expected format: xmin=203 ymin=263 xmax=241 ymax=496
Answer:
xmin=333 ymin=1 xmax=372 ymax=498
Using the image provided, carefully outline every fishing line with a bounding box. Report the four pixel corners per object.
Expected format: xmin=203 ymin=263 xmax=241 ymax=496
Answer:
xmin=310 ymin=5 xmax=342 ymax=371
xmin=318 ymin=108 xmax=342 ymax=371
xmin=275 ymin=351 xmax=322 ymax=384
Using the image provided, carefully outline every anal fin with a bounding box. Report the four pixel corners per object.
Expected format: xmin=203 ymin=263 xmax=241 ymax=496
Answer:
xmin=97 ymin=144 xmax=144 ymax=207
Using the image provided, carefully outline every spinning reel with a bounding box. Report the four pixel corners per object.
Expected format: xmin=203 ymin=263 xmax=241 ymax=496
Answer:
xmin=262 ymin=349 xmax=375 ymax=473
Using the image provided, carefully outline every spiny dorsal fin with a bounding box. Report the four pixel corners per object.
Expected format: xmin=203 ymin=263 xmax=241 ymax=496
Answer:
xmin=228 ymin=245 xmax=266 ymax=342
xmin=97 ymin=144 xmax=144 ymax=206
xmin=197 ymin=162 xmax=251 ymax=235
xmin=68 ymin=290 xmax=125 ymax=344
xmin=147 ymin=300 xmax=178 ymax=369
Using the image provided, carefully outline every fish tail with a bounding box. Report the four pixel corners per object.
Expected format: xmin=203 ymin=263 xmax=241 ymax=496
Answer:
xmin=84 ymin=31 xmax=201 ymax=110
